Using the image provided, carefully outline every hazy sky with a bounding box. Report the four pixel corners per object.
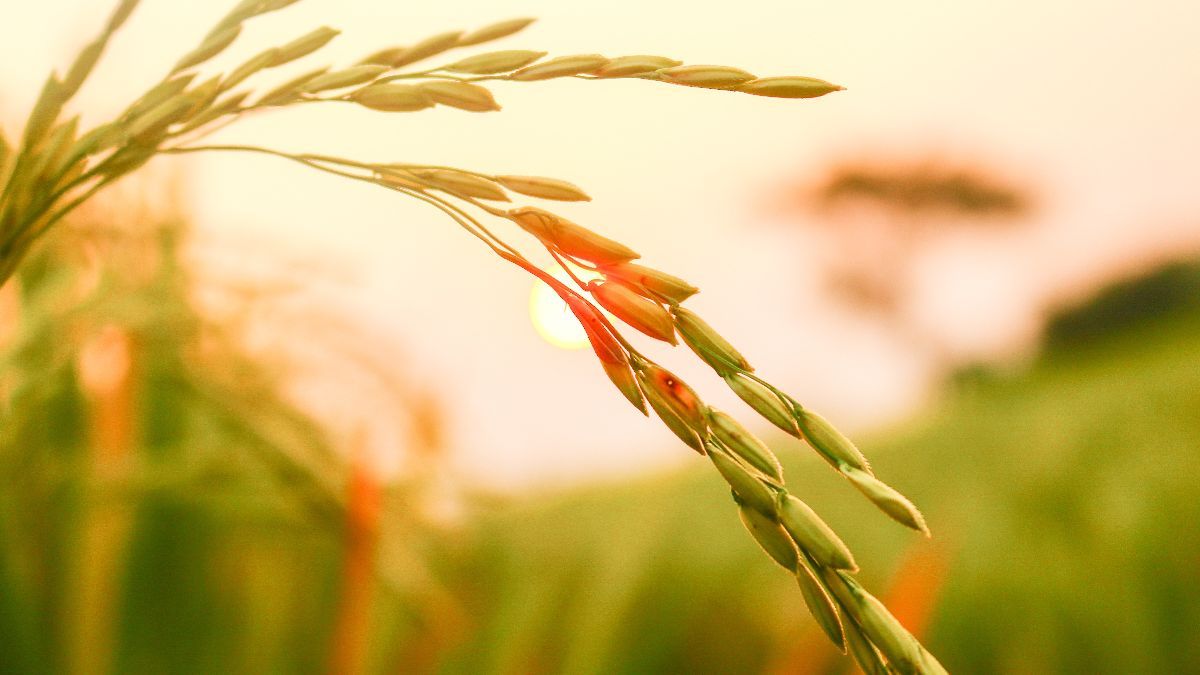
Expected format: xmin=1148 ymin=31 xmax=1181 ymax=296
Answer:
xmin=3 ymin=0 xmax=1199 ymax=488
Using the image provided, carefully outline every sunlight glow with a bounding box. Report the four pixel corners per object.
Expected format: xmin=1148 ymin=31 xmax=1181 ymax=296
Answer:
xmin=528 ymin=267 xmax=598 ymax=350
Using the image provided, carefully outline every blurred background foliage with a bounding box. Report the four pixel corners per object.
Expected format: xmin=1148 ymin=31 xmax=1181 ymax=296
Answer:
xmin=0 ymin=199 xmax=445 ymax=674
xmin=1 ymin=191 xmax=1198 ymax=674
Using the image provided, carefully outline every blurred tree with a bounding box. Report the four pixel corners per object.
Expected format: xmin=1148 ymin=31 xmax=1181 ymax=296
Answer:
xmin=1042 ymin=258 xmax=1200 ymax=354
xmin=784 ymin=156 xmax=1033 ymax=369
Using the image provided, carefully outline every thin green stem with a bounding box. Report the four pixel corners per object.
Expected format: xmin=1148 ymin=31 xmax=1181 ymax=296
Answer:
xmin=393 ymin=164 xmax=499 ymax=182
xmin=166 ymin=146 xmax=531 ymax=259
xmin=547 ymin=248 xmax=591 ymax=289
xmin=392 ymin=187 xmax=510 ymax=257
xmin=161 ymin=144 xmax=510 ymax=255
xmin=398 ymin=185 xmax=522 ymax=258
xmin=160 ymin=143 xmax=651 ymax=365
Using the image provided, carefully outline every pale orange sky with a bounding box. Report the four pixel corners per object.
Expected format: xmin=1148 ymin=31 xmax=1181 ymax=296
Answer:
xmin=3 ymin=0 xmax=1199 ymax=488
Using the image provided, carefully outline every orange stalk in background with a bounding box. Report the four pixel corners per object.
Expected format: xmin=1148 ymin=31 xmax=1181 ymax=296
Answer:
xmin=74 ymin=324 xmax=137 ymax=675
xmin=329 ymin=438 xmax=383 ymax=675
xmin=879 ymin=543 xmax=950 ymax=643
xmin=770 ymin=541 xmax=949 ymax=675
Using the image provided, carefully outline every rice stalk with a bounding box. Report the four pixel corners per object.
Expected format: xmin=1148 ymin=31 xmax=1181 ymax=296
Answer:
xmin=0 ymin=1 xmax=944 ymax=670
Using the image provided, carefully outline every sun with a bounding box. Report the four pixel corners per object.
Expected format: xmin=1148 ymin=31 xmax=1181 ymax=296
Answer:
xmin=528 ymin=267 xmax=599 ymax=350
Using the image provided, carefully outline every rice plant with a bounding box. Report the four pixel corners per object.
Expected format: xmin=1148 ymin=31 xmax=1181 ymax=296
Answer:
xmin=0 ymin=1 xmax=944 ymax=671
